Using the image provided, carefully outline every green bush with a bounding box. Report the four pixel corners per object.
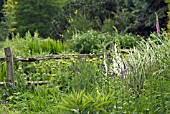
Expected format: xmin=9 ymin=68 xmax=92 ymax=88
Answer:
xmin=69 ymin=30 xmax=140 ymax=53
xmin=117 ymin=33 xmax=140 ymax=48
xmin=69 ymin=30 xmax=112 ymax=53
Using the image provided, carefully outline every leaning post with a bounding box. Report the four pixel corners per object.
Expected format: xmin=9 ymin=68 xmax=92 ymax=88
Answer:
xmin=4 ymin=47 xmax=14 ymax=86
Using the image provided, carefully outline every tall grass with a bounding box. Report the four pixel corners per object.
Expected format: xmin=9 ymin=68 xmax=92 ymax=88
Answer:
xmin=123 ymin=37 xmax=170 ymax=113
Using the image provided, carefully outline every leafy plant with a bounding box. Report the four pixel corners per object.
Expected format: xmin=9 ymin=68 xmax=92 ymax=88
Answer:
xmin=69 ymin=30 xmax=112 ymax=53
xmin=58 ymin=89 xmax=115 ymax=113
xmin=0 ymin=62 xmax=7 ymax=82
xmin=0 ymin=105 xmax=20 ymax=114
xmin=2 ymin=31 xmax=63 ymax=57
xmin=70 ymin=30 xmax=140 ymax=54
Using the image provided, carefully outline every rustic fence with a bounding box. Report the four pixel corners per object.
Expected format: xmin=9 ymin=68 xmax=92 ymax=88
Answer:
xmin=0 ymin=47 xmax=131 ymax=87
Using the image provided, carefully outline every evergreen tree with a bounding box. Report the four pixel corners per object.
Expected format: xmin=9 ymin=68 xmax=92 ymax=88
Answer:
xmin=13 ymin=0 xmax=63 ymax=38
xmin=0 ymin=0 xmax=16 ymax=40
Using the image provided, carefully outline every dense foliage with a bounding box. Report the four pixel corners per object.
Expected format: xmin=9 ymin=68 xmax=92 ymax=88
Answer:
xmin=0 ymin=0 xmax=168 ymax=41
xmin=0 ymin=0 xmax=15 ymax=41
xmin=69 ymin=30 xmax=139 ymax=53
xmin=14 ymin=0 xmax=65 ymax=37
xmin=55 ymin=0 xmax=168 ymax=39
xmin=0 ymin=0 xmax=3 ymax=21
xmin=0 ymin=32 xmax=170 ymax=113
xmin=0 ymin=0 xmax=67 ymax=40
xmin=0 ymin=0 xmax=170 ymax=113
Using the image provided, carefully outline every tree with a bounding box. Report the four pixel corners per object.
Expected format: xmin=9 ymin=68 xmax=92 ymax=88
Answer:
xmin=0 ymin=0 xmax=3 ymax=21
xmin=0 ymin=0 xmax=16 ymax=40
xmin=13 ymin=0 xmax=64 ymax=38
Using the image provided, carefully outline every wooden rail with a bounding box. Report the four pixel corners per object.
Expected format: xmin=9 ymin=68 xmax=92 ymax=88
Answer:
xmin=14 ymin=54 xmax=103 ymax=62
xmin=0 ymin=47 xmax=133 ymax=87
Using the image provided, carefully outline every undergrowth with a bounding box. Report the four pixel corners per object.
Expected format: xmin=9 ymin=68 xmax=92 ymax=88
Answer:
xmin=0 ymin=32 xmax=169 ymax=113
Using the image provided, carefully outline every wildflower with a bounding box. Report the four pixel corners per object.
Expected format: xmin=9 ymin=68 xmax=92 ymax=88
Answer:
xmin=68 ymin=18 xmax=74 ymax=23
xmin=113 ymin=59 xmax=119 ymax=74
xmin=123 ymin=62 xmax=127 ymax=74
xmin=92 ymin=58 xmax=97 ymax=61
xmin=99 ymin=63 xmax=103 ymax=69
xmin=121 ymin=62 xmax=127 ymax=79
xmin=59 ymin=34 xmax=63 ymax=37
xmin=155 ymin=12 xmax=160 ymax=36
xmin=74 ymin=10 xmax=78 ymax=15
xmin=67 ymin=29 xmax=70 ymax=33
xmin=62 ymin=61 xmax=67 ymax=64
xmin=6 ymin=100 xmax=9 ymax=104
xmin=100 ymin=55 xmax=103 ymax=58
xmin=89 ymin=59 xmax=93 ymax=62
xmin=129 ymin=63 xmax=134 ymax=73
xmin=112 ymin=72 xmax=115 ymax=77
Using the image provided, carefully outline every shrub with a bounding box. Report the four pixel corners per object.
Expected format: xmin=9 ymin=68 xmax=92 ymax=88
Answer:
xmin=70 ymin=30 xmax=140 ymax=53
xmin=69 ymin=30 xmax=113 ymax=53
xmin=116 ymin=33 xmax=140 ymax=48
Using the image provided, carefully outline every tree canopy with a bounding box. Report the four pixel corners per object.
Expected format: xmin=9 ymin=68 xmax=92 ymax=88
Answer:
xmin=0 ymin=0 xmax=169 ymax=40
xmin=0 ymin=0 xmax=3 ymax=21
xmin=14 ymin=0 xmax=64 ymax=37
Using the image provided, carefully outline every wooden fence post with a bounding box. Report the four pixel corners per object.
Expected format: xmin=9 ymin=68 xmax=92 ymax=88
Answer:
xmin=4 ymin=47 xmax=14 ymax=86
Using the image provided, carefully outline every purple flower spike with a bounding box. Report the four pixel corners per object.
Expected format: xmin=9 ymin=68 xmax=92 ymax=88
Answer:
xmin=123 ymin=62 xmax=127 ymax=75
xmin=112 ymin=72 xmax=115 ymax=78
xmin=128 ymin=63 xmax=135 ymax=74
xmin=121 ymin=62 xmax=127 ymax=79
xmin=155 ymin=12 xmax=160 ymax=36
xmin=6 ymin=100 xmax=9 ymax=104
